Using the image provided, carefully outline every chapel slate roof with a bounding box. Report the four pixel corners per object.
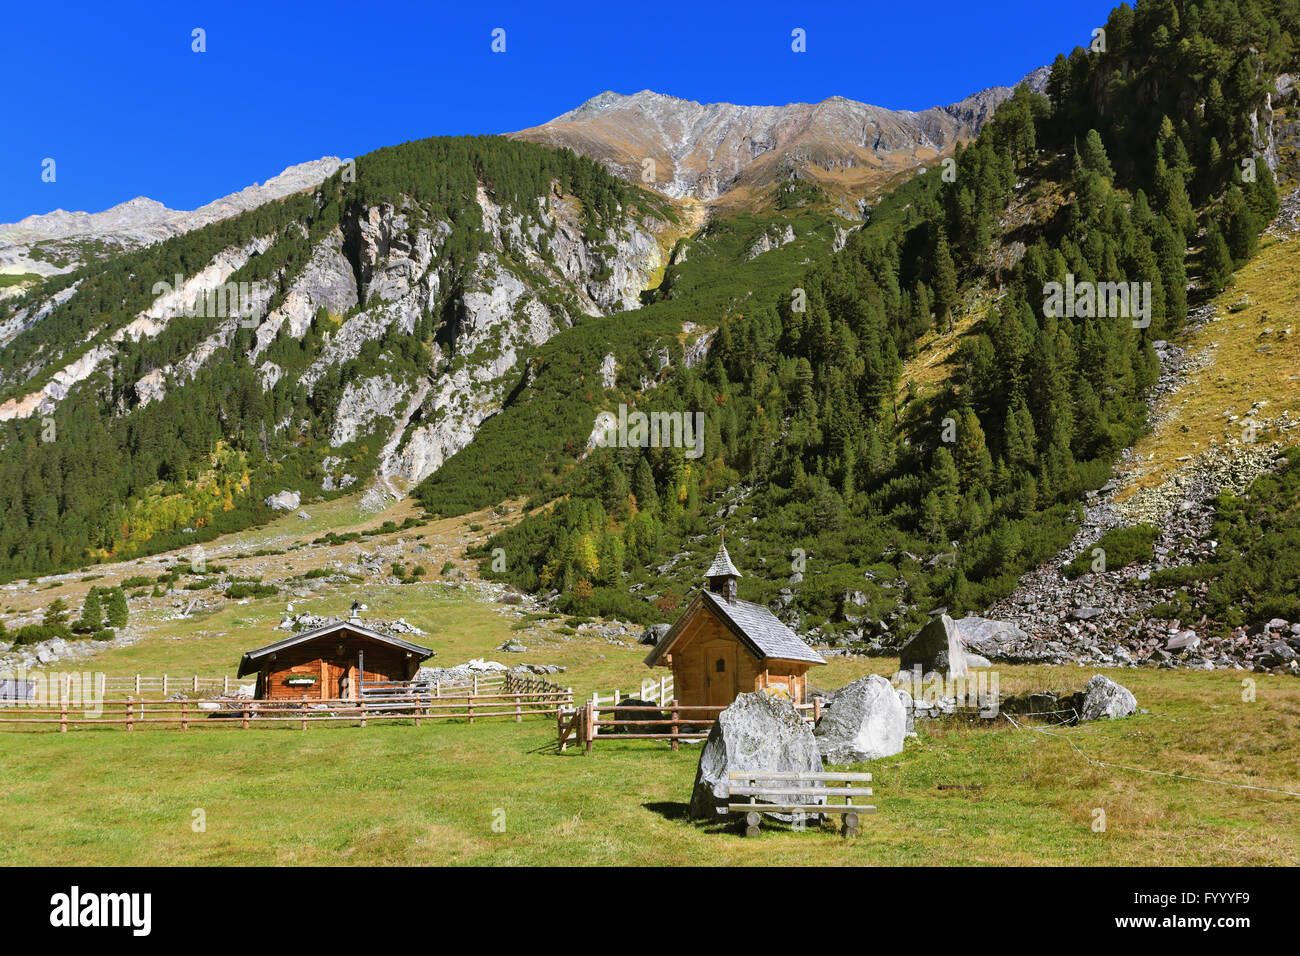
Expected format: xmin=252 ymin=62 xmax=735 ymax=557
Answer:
xmin=704 ymin=543 xmax=742 ymax=579
xmin=644 ymin=589 xmax=825 ymax=667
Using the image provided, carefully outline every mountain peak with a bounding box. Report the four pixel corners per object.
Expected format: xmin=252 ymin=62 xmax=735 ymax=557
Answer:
xmin=514 ymin=74 xmax=1046 ymax=207
xmin=0 ymin=157 xmax=343 ymax=276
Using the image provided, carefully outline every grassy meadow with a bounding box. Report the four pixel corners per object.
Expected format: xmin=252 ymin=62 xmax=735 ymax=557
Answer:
xmin=1 ymin=580 xmax=1298 ymax=866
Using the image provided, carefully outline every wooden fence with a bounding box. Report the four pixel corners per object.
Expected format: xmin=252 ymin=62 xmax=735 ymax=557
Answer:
xmin=0 ymin=686 xmax=574 ymax=732
xmin=589 ymin=674 xmax=675 ymax=710
xmin=99 ymin=675 xmax=244 ymax=698
xmin=557 ymin=698 xmax=820 ymax=753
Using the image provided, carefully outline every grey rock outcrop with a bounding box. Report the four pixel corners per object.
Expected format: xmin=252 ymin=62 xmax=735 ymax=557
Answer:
xmin=689 ymin=691 xmax=823 ymax=819
xmin=264 ymin=490 xmax=301 ymax=511
xmin=814 ymin=675 xmax=906 ymax=763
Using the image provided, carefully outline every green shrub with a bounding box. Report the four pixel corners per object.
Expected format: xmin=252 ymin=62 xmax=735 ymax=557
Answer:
xmin=225 ymin=582 xmax=279 ymax=599
xmin=1063 ymin=524 xmax=1159 ymax=578
xmin=13 ymin=624 xmax=71 ymax=645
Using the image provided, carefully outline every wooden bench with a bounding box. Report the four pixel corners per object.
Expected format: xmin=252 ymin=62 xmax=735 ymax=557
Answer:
xmin=727 ymin=771 xmax=875 ymax=837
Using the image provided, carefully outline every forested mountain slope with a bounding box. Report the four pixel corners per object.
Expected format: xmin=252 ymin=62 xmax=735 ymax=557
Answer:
xmin=0 ymin=138 xmax=675 ymax=579
xmin=471 ymin=0 xmax=1297 ymax=651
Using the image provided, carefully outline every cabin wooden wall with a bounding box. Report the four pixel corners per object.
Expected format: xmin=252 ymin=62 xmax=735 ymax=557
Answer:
xmin=665 ymin=610 xmax=814 ymax=707
xmin=260 ymin=637 xmax=416 ymax=700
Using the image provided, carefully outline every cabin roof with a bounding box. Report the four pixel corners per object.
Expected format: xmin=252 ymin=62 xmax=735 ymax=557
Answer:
xmin=644 ymin=590 xmax=825 ymax=668
xmin=237 ymin=620 xmax=433 ymax=677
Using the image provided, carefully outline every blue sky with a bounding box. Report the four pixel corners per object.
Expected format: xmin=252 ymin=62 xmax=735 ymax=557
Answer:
xmin=1 ymin=0 xmax=1118 ymax=222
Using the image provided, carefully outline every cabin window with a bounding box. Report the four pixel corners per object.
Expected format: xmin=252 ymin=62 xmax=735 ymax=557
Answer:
xmin=715 ymin=658 xmax=726 ymax=673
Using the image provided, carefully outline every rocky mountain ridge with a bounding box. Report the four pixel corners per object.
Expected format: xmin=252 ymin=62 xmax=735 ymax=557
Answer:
xmin=511 ymin=69 xmax=1050 ymax=212
xmin=0 ymin=157 xmax=344 ymax=276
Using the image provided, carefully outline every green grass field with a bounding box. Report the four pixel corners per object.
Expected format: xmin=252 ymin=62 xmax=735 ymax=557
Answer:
xmin=2 ymin=584 xmax=1297 ymax=866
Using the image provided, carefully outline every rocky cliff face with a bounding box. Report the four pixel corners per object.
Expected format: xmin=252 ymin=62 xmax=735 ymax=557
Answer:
xmin=1 ymin=169 xmax=669 ymax=505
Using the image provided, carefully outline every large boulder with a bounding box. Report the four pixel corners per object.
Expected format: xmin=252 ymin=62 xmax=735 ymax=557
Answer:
xmin=954 ymin=616 xmax=1027 ymax=657
xmin=1079 ymin=674 xmax=1137 ymax=721
xmin=689 ymin=691 xmax=823 ymax=819
xmin=897 ymin=687 xmax=916 ymax=735
xmin=611 ymin=697 xmax=663 ymax=735
xmin=640 ymin=623 xmax=670 ymax=646
xmin=899 ymin=613 xmax=968 ymax=677
xmin=815 ymin=674 xmax=906 ymax=763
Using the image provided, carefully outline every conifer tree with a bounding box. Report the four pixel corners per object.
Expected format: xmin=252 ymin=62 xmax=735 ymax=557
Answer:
xmin=106 ymin=588 xmax=129 ymax=629
xmin=1080 ymin=129 xmax=1114 ymax=180
xmin=1203 ymin=220 xmax=1234 ymax=292
xmin=75 ymin=587 xmax=103 ymax=634
xmin=932 ymin=230 xmax=959 ymax=332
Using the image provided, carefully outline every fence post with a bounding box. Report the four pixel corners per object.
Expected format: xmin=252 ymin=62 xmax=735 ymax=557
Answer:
xmin=241 ymin=703 xmax=249 ymax=730
xmin=660 ymin=676 xmax=667 ymax=704
xmin=671 ymin=701 xmax=680 ymax=752
xmin=467 ymin=688 xmax=474 ymax=725
xmin=515 ymin=692 xmax=522 ymax=723
xmin=181 ymin=699 xmax=188 ymax=731
xmin=60 ymin=700 xmax=67 ymax=733
xmin=135 ymin=673 xmax=141 ymax=695
xmin=192 ymin=674 xmax=199 ymax=694
xmin=99 ymin=672 xmax=107 ymax=701
xmin=813 ymin=696 xmax=822 ymax=723
xmin=583 ymin=704 xmax=593 ymax=755
xmin=224 ymin=675 xmax=229 ymax=695
xmin=126 ymin=700 xmax=134 ymax=732
xmin=162 ymin=673 xmax=168 ymax=696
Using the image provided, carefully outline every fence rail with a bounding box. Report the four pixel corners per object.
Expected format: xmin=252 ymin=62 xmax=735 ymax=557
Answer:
xmin=589 ymin=674 xmax=675 ymax=710
xmin=557 ymin=699 xmax=820 ymax=753
xmin=0 ymin=687 xmax=574 ymax=732
xmin=95 ymin=675 xmax=245 ymax=698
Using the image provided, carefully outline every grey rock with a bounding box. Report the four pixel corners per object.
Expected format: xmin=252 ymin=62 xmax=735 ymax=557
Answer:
xmin=689 ymin=691 xmax=823 ymax=819
xmin=814 ymin=675 xmax=906 ymax=763
xmin=954 ymin=616 xmax=1027 ymax=655
xmin=640 ymin=622 xmax=670 ymax=646
xmin=899 ymin=613 xmax=968 ymax=677
xmin=264 ymin=490 xmax=301 ymax=511
xmin=1079 ymin=675 xmax=1137 ymax=721
xmin=1167 ymin=630 xmax=1200 ymax=652
xmin=897 ymin=688 xmax=915 ymax=735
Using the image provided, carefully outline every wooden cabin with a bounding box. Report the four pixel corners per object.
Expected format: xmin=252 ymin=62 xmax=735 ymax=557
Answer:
xmin=644 ymin=543 xmax=824 ymax=706
xmin=236 ymin=619 xmax=433 ymax=701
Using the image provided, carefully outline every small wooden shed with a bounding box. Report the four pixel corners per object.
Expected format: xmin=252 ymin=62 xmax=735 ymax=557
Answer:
xmin=644 ymin=543 xmax=824 ymax=706
xmin=236 ymin=619 xmax=433 ymax=701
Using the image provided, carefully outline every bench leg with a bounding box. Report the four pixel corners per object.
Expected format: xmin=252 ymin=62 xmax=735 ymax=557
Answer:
xmin=842 ymin=810 xmax=860 ymax=838
xmin=745 ymin=810 xmax=762 ymax=838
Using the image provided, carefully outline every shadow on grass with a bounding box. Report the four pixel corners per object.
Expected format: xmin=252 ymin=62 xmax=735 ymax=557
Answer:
xmin=643 ymin=800 xmax=853 ymax=839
